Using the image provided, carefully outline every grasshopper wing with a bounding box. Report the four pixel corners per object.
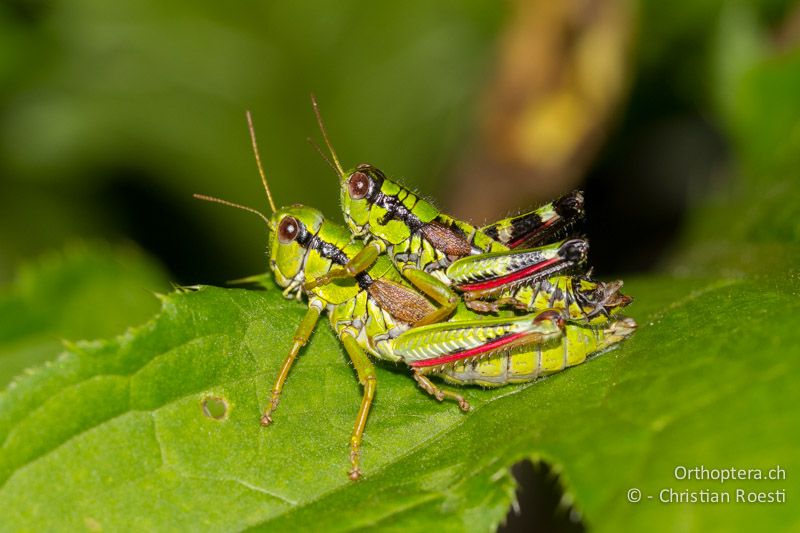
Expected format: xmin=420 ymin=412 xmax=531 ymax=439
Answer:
xmin=367 ymin=278 xmax=437 ymax=324
xmin=390 ymin=310 xmax=565 ymax=368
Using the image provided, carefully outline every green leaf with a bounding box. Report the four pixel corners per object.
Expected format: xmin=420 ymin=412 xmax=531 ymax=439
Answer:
xmin=1 ymin=268 xmax=797 ymax=531
xmin=0 ymin=243 xmax=169 ymax=388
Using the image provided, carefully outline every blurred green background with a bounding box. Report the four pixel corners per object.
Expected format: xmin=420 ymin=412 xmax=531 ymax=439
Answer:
xmin=0 ymin=0 xmax=506 ymax=284
xmin=1 ymin=0 xmax=799 ymax=531
xmin=1 ymin=0 xmax=794 ymax=286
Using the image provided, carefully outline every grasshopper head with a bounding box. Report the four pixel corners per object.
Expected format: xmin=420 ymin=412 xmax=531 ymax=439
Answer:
xmin=268 ymin=205 xmax=325 ymax=288
xmin=340 ymin=163 xmax=436 ymax=246
xmin=340 ymin=163 xmax=385 ymax=237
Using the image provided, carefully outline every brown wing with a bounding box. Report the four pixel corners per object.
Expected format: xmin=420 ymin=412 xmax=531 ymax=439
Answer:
xmin=420 ymin=221 xmax=472 ymax=258
xmin=367 ymin=279 xmax=436 ymax=324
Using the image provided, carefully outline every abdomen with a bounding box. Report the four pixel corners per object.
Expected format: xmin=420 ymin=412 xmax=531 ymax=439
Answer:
xmin=434 ymin=317 xmax=636 ymax=387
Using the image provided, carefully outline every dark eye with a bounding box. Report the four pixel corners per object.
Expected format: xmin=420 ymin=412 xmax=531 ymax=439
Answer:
xmin=348 ymin=172 xmax=370 ymax=200
xmin=278 ymin=216 xmax=300 ymax=243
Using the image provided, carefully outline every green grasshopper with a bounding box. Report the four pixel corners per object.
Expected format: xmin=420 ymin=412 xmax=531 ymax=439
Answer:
xmin=305 ymin=98 xmax=629 ymax=322
xmin=192 ymin=114 xmax=637 ymax=479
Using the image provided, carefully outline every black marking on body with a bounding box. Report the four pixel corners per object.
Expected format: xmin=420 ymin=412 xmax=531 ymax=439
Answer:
xmin=482 ymin=226 xmax=500 ymax=241
xmin=356 ymin=165 xmax=426 ymax=232
xmin=308 ymin=234 xmax=373 ymax=290
xmin=294 ymin=223 xmax=313 ymax=248
xmin=484 ymin=212 xmax=545 ymax=245
xmin=374 ymin=191 xmax=425 ymax=232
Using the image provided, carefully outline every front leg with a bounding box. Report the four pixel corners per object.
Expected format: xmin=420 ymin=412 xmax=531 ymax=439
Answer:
xmin=260 ymin=299 xmax=323 ymax=426
xmin=304 ymin=240 xmax=384 ymax=290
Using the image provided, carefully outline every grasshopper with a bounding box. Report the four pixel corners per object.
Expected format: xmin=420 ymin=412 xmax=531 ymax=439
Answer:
xmin=305 ymin=98 xmax=629 ymax=322
xmin=193 ymin=113 xmax=637 ymax=479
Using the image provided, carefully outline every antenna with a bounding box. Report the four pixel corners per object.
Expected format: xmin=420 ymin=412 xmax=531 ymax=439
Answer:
xmin=193 ymin=194 xmax=271 ymax=227
xmin=245 ymin=110 xmax=277 ymax=214
xmin=307 ymin=137 xmax=339 ymax=176
xmin=310 ymin=94 xmax=345 ymax=178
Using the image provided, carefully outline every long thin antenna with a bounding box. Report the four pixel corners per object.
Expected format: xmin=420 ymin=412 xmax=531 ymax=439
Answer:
xmin=193 ymin=193 xmax=271 ymax=227
xmin=307 ymin=137 xmax=338 ymax=176
xmin=245 ymin=110 xmax=277 ymax=214
xmin=310 ymin=94 xmax=345 ymax=178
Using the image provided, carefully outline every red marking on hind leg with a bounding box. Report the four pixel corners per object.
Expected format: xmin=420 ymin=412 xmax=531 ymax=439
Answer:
xmin=409 ymin=331 xmax=530 ymax=368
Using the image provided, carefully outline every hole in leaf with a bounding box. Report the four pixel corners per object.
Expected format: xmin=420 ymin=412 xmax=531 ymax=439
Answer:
xmin=202 ymin=396 xmax=228 ymax=420
xmin=500 ymin=459 xmax=584 ymax=533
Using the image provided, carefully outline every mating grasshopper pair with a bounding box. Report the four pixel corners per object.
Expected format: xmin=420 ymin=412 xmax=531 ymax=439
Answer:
xmin=195 ymin=103 xmax=636 ymax=480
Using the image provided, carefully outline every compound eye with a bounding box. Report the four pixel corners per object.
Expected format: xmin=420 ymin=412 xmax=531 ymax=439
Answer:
xmin=278 ymin=216 xmax=300 ymax=244
xmin=348 ymin=172 xmax=370 ymax=200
